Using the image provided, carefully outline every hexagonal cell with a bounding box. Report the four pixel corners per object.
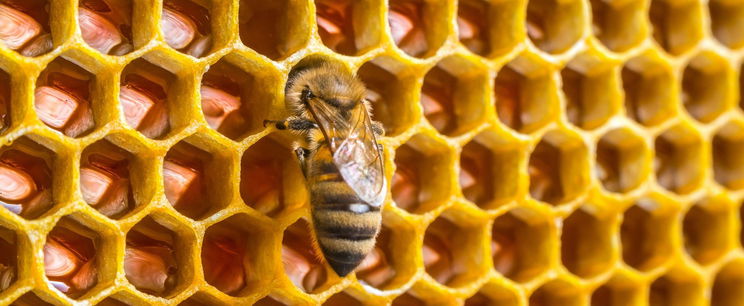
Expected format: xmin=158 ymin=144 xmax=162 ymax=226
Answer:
xmin=392 ymin=134 xmax=452 ymax=214
xmin=591 ymin=274 xmax=643 ymax=306
xmin=420 ymin=56 xmax=488 ymax=136
xmin=324 ymin=291 xmax=364 ymax=306
xmin=239 ymin=0 xmax=309 ymax=60
xmin=314 ymin=0 xmax=379 ymax=56
xmin=494 ymin=57 xmax=558 ymax=133
xmin=387 ymin=0 xmax=448 ymax=58
xmin=423 ymin=211 xmax=487 ymax=287
xmin=682 ymin=197 xmax=733 ymax=265
xmin=561 ymin=55 xmax=619 ymax=130
xmin=711 ymin=259 xmax=744 ymax=306
xmin=254 ymin=295 xmax=289 ymax=306
xmin=590 ymin=0 xmax=645 ymax=52
xmin=35 ymin=57 xmax=96 ymax=137
xmin=621 ymin=54 xmax=675 ymax=126
xmin=528 ymin=130 xmax=589 ymax=205
xmin=649 ymin=268 xmax=704 ymax=306
xmin=459 ymin=130 xmax=520 ymax=209
xmin=10 ymin=291 xmax=55 ymax=306
xmin=97 ymin=293 xmax=136 ymax=306
xmin=178 ymin=291 xmax=228 ymax=306
xmin=80 ymin=139 xmax=141 ymax=218
xmin=282 ymin=219 xmax=331 ymax=293
xmin=529 ymin=279 xmax=582 ymax=306
xmin=43 ymin=217 xmax=102 ymax=298
xmin=240 ymin=136 xmax=305 ymax=217
xmin=526 ymin=0 xmax=585 ymax=54
xmin=124 ymin=216 xmax=188 ymax=297
xmin=0 ymin=136 xmax=55 ymax=219
xmin=78 ymin=0 xmax=134 ymax=55
xmin=681 ymin=52 xmax=731 ymax=123
xmin=200 ymin=57 xmax=273 ymax=140
xmin=119 ymin=58 xmax=178 ymax=139
xmin=0 ymin=0 xmax=53 ymax=56
xmin=356 ymin=217 xmax=416 ymax=290
xmin=0 ymin=226 xmax=16 ymax=291
xmin=492 ymin=208 xmax=551 ymax=282
xmin=596 ymin=128 xmax=648 ymax=193
xmin=649 ymin=0 xmax=704 ymax=55
xmin=202 ymin=214 xmax=271 ymax=296
xmin=464 ymin=283 xmax=519 ymax=306
xmin=709 ymin=0 xmax=744 ymax=50
xmin=714 ymin=122 xmax=744 ymax=190
xmin=164 ymin=139 xmax=230 ymax=219
xmin=457 ymin=0 xmax=520 ymax=57
xmin=391 ymin=289 xmax=452 ymax=306
xmin=0 ymin=69 xmax=10 ymax=133
xmin=620 ymin=198 xmax=674 ymax=271
xmin=561 ymin=207 xmax=613 ymax=278
xmin=357 ymin=57 xmax=417 ymax=136
xmin=654 ymin=125 xmax=704 ymax=194
xmin=160 ymin=0 xmax=214 ymax=57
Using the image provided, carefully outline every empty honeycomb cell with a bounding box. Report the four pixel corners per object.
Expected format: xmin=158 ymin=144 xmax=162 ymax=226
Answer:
xmin=682 ymin=196 xmax=733 ymax=265
xmin=681 ymin=51 xmax=732 ymax=123
xmin=80 ymin=139 xmax=142 ymax=219
xmin=649 ymin=0 xmax=704 ymax=55
xmin=561 ymin=54 xmax=620 ymax=130
xmin=459 ymin=130 xmax=521 ymax=209
xmin=649 ymin=268 xmax=704 ymax=306
xmin=0 ymin=225 xmax=16 ymax=291
xmin=464 ymin=282 xmax=520 ymax=306
xmin=494 ymin=56 xmax=558 ymax=134
xmin=715 ymin=121 xmax=744 ymax=190
xmin=654 ymin=124 xmax=704 ymax=194
xmin=392 ymin=134 xmax=452 ymax=214
xmin=0 ymin=69 xmax=10 ymax=134
xmin=391 ymin=291 xmax=425 ymax=306
xmin=387 ymin=0 xmax=448 ymax=58
xmin=160 ymin=0 xmax=214 ymax=58
xmin=621 ymin=53 xmax=675 ymax=126
xmin=239 ymin=0 xmax=309 ymax=60
xmin=711 ymin=259 xmax=744 ymax=306
xmin=620 ymin=198 xmax=674 ymax=271
xmin=709 ymin=0 xmax=744 ymax=49
xmin=526 ymin=0 xmax=585 ymax=54
xmin=0 ymin=136 xmax=55 ymax=219
xmin=561 ymin=206 xmax=614 ymax=278
xmin=528 ymin=130 xmax=589 ymax=205
xmin=240 ymin=136 xmax=305 ymax=217
xmin=390 ymin=288 xmax=455 ymax=306
xmin=420 ymin=56 xmax=488 ymax=136
xmin=35 ymin=57 xmax=96 ymax=138
xmin=356 ymin=215 xmax=416 ymax=290
xmin=200 ymin=55 xmax=275 ymax=140
xmin=78 ymin=0 xmax=134 ymax=55
xmin=529 ymin=279 xmax=582 ymax=306
xmin=589 ymin=0 xmax=646 ymax=52
xmin=314 ymin=0 xmax=380 ymax=56
xmin=422 ymin=209 xmax=488 ymax=287
xmin=163 ymin=138 xmax=231 ymax=220
xmin=202 ymin=213 xmax=272 ymax=296
xmin=124 ymin=215 xmax=190 ymax=297
xmin=591 ymin=273 xmax=643 ymax=306
xmin=10 ymin=291 xmax=55 ymax=306
xmin=596 ymin=128 xmax=649 ymax=193
xmin=43 ymin=216 xmax=108 ymax=299
xmin=0 ymin=0 xmax=53 ymax=57
xmin=492 ymin=208 xmax=552 ymax=282
xmin=119 ymin=58 xmax=178 ymax=139
xmin=179 ymin=291 xmax=229 ymax=306
xmin=282 ymin=219 xmax=332 ymax=294
xmin=357 ymin=57 xmax=418 ymax=137
xmin=323 ymin=291 xmax=364 ymax=306
xmin=457 ymin=0 xmax=520 ymax=57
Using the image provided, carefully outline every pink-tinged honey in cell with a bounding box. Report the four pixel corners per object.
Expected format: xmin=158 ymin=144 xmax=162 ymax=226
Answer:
xmin=200 ymin=85 xmax=240 ymax=130
xmin=43 ymin=233 xmax=97 ymax=297
xmin=79 ymin=165 xmax=130 ymax=217
xmin=202 ymin=234 xmax=246 ymax=295
xmin=160 ymin=1 xmax=212 ymax=57
xmin=119 ymin=74 xmax=170 ymax=138
xmin=0 ymin=152 xmax=52 ymax=219
xmin=124 ymin=245 xmax=176 ymax=295
xmin=0 ymin=4 xmax=52 ymax=56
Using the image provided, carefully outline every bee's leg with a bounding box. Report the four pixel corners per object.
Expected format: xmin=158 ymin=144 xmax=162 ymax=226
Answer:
xmin=293 ymin=145 xmax=310 ymax=178
xmin=263 ymin=116 xmax=317 ymax=131
xmin=371 ymin=121 xmax=385 ymax=137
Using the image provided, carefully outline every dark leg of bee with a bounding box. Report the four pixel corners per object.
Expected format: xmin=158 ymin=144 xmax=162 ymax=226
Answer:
xmin=294 ymin=147 xmax=310 ymax=178
xmin=371 ymin=121 xmax=384 ymax=136
xmin=263 ymin=117 xmax=317 ymax=131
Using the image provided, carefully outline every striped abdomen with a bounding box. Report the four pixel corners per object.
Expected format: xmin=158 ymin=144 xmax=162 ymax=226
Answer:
xmin=307 ymin=145 xmax=381 ymax=277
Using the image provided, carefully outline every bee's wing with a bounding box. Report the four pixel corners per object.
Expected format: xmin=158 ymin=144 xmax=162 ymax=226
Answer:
xmin=333 ymin=105 xmax=386 ymax=207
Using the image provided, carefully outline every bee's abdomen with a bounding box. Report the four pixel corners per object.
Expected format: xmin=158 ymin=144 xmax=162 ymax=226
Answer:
xmin=310 ymin=181 xmax=381 ymax=277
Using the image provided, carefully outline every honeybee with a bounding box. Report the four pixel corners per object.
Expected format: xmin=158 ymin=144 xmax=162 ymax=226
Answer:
xmin=264 ymin=59 xmax=386 ymax=277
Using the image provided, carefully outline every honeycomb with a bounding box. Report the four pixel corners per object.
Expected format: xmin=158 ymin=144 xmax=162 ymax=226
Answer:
xmin=0 ymin=0 xmax=742 ymax=304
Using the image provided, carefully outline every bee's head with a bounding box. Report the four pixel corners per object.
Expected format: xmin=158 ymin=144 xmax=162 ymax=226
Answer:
xmin=285 ymin=61 xmax=366 ymax=113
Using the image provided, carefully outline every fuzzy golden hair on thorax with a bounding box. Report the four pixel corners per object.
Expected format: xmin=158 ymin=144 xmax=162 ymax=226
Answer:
xmin=285 ymin=60 xmax=366 ymax=113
